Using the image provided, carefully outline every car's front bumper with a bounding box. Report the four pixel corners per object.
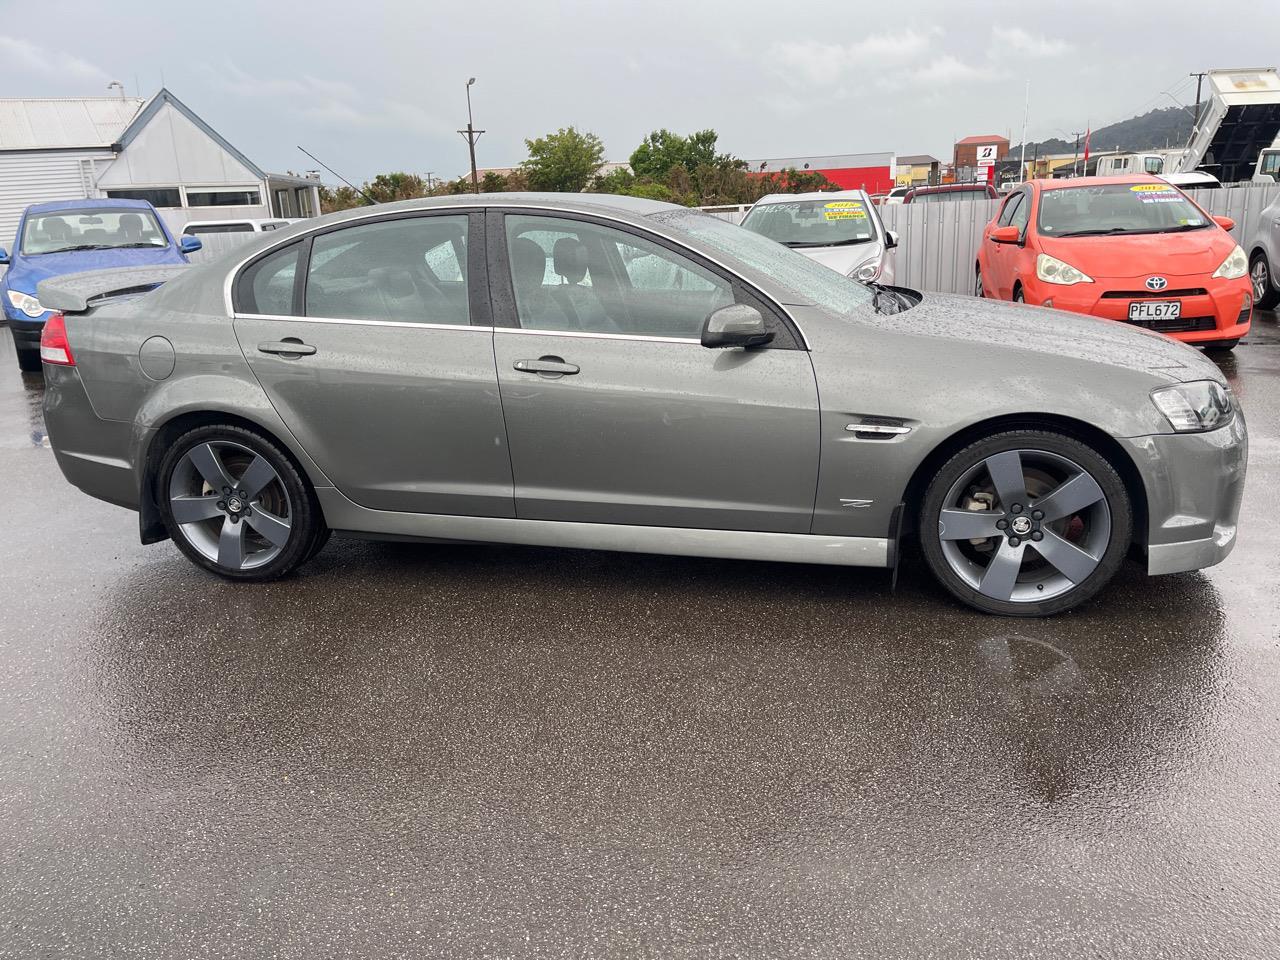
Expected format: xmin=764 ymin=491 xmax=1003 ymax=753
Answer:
xmin=1026 ymin=274 xmax=1253 ymax=344
xmin=1120 ymin=411 xmax=1248 ymax=576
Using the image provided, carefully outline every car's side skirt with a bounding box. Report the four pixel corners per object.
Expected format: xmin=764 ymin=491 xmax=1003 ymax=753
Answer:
xmin=317 ymin=489 xmax=888 ymax=568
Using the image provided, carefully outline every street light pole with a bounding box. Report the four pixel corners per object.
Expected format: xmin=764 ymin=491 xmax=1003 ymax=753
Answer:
xmin=458 ymin=77 xmax=485 ymax=193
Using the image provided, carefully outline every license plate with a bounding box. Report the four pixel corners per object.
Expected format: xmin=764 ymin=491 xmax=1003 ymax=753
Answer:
xmin=1129 ymin=301 xmax=1180 ymax=321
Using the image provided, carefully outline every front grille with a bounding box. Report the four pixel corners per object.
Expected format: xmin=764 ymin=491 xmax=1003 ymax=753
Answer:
xmin=1101 ymin=288 xmax=1208 ymax=299
xmin=1124 ymin=315 xmax=1217 ymax=334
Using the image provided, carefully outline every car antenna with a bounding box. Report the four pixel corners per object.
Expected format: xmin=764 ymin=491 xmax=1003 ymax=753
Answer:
xmin=296 ymin=145 xmax=378 ymax=206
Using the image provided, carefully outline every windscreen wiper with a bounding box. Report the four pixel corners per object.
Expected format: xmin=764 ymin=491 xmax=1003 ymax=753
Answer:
xmin=39 ymin=243 xmax=114 ymax=253
xmin=1055 ymin=227 xmax=1129 ymax=237
xmin=1156 ymin=224 xmax=1209 ymax=233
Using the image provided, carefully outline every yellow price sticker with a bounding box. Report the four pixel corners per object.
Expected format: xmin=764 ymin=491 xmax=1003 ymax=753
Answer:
xmin=1130 ymin=184 xmax=1174 ymax=193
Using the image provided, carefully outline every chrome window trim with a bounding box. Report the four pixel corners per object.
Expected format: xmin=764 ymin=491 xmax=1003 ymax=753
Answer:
xmin=233 ymin=312 xmax=491 ymax=332
xmin=221 ymin=201 xmax=810 ymax=350
xmin=495 ymin=327 xmax=700 ymax=345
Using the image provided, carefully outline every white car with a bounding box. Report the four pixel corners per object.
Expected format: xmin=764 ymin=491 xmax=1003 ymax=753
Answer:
xmin=740 ymin=190 xmax=898 ymax=284
xmin=181 ymin=218 xmax=293 ymax=237
xmin=881 ymin=185 xmax=911 ymax=205
xmin=1247 ymin=193 xmax=1280 ymax=311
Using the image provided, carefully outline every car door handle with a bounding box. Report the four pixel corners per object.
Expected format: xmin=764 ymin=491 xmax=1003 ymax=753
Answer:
xmin=258 ymin=339 xmax=316 ymax=357
xmin=513 ymin=357 xmax=579 ymax=376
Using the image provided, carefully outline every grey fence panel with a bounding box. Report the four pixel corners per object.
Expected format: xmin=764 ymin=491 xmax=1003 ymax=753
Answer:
xmin=184 ymin=231 xmax=261 ymax=264
xmin=1185 ymin=183 xmax=1280 ymax=245
xmin=879 ymin=198 xmax=1000 ymax=294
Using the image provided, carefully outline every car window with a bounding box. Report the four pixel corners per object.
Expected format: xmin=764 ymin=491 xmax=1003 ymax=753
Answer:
xmin=305 ymin=215 xmax=470 ymax=325
xmin=996 ymin=194 xmax=1023 ymax=227
xmin=1037 ymin=183 xmax=1209 ymax=236
xmin=239 ymin=242 xmax=301 ymax=315
xmin=1008 ymin=192 xmax=1031 ymax=233
xmin=21 ymin=207 xmax=169 ymax=254
xmin=504 ymin=214 xmax=733 ymax=338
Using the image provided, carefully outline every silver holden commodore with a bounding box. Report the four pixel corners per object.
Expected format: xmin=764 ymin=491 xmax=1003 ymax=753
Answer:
xmin=739 ymin=190 xmax=897 ymax=284
xmin=37 ymin=193 xmax=1246 ymax=617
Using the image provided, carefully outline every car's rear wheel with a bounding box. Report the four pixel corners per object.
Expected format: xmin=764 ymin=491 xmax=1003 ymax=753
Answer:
xmin=1251 ymin=253 xmax=1279 ymax=310
xmin=16 ymin=347 xmax=41 ymax=373
xmin=1012 ymin=285 xmax=1024 ymax=304
xmin=919 ymin=430 xmax=1132 ymax=617
xmin=157 ymin=424 xmax=323 ymax=581
xmin=974 ymin=265 xmax=985 ymax=298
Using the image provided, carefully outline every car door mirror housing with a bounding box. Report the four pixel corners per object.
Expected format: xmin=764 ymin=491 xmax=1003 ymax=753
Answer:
xmin=179 ymin=235 xmax=203 ymax=254
xmin=1213 ymin=215 xmax=1236 ymax=232
xmin=0 ymin=247 xmax=8 ymax=264
xmin=885 ymin=230 xmax=899 ymax=250
xmin=701 ymin=304 xmax=774 ymax=349
xmin=991 ymin=226 xmax=1021 ymax=244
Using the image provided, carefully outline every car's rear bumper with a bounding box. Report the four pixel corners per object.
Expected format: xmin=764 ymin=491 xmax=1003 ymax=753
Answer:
xmin=1120 ymin=411 xmax=1248 ymax=576
xmin=1025 ymin=274 xmax=1253 ymax=344
xmin=43 ymin=364 xmax=138 ymax=510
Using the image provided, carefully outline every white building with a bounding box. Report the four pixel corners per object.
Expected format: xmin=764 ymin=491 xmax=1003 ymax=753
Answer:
xmin=0 ymin=88 xmax=320 ymax=247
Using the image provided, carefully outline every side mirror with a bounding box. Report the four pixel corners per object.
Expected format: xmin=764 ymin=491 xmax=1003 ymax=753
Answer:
xmin=884 ymin=230 xmax=899 ymax=250
xmin=1213 ymin=215 xmax=1235 ymax=232
xmin=701 ymin=303 xmax=774 ymax=349
xmin=179 ymin=235 xmax=203 ymax=254
xmin=0 ymin=247 xmax=8 ymax=265
xmin=990 ymin=225 xmax=1021 ymax=244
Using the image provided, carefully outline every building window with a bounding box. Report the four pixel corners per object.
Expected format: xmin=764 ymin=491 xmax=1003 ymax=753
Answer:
xmin=105 ymin=188 xmax=182 ymax=207
xmin=186 ymin=188 xmax=262 ymax=207
xmin=274 ymin=189 xmax=293 ymax=217
xmin=295 ymin=188 xmax=314 ymax=218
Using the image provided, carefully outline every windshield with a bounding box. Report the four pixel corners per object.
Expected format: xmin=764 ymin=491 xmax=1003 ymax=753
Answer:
xmin=649 ymin=208 xmax=877 ymax=313
xmin=740 ymin=198 xmax=878 ymax=248
xmin=21 ymin=208 xmax=169 ymax=255
xmin=1038 ymin=183 xmax=1209 ymax=237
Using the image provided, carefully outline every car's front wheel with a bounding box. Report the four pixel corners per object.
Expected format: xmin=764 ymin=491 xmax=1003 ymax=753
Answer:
xmin=974 ymin=265 xmax=985 ymax=298
xmin=1251 ymin=253 xmax=1278 ymax=310
xmin=919 ymin=430 xmax=1132 ymax=616
xmin=157 ymin=424 xmax=325 ymax=580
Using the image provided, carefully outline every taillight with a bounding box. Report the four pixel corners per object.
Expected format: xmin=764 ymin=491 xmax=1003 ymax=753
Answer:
xmin=39 ymin=312 xmax=75 ymax=366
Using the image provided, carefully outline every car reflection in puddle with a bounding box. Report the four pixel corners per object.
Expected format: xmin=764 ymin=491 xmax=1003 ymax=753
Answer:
xmin=21 ymin=371 xmax=48 ymax=448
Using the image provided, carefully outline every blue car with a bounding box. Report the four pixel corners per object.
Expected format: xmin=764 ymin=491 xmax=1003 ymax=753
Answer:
xmin=1 ymin=199 xmax=201 ymax=371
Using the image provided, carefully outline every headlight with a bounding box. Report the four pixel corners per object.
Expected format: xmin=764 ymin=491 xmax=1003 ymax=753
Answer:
xmin=850 ymin=257 xmax=881 ymax=282
xmin=1150 ymin=380 xmax=1234 ymax=433
xmin=1211 ymin=244 xmax=1248 ymax=280
xmin=1035 ymin=253 xmax=1093 ymax=286
xmin=6 ymin=289 xmax=46 ymax=318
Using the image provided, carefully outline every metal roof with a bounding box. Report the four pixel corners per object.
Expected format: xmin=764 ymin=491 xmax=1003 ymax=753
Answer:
xmin=955 ymin=135 xmax=1008 ymax=146
xmin=0 ymin=96 xmax=144 ymax=151
xmin=897 ymin=154 xmax=939 ymax=165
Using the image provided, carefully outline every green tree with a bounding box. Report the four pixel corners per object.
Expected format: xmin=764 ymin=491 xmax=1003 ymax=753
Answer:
xmin=629 ymin=129 xmax=723 ymax=181
xmin=364 ymin=172 xmax=430 ymax=203
xmin=480 ymin=171 xmax=509 ymax=193
xmin=521 ymin=126 xmax=606 ymax=192
xmin=319 ymin=185 xmax=365 ymax=213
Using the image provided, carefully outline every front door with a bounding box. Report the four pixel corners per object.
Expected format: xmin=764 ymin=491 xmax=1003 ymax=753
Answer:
xmin=234 ymin=211 xmax=514 ymax=517
xmin=490 ymin=211 xmax=820 ymax=533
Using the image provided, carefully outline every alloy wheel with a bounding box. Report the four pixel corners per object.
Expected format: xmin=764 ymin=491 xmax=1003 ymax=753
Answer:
xmin=167 ymin=440 xmax=293 ymax=571
xmin=936 ymin=448 xmax=1110 ymax=604
xmin=1253 ymin=258 xmax=1270 ymax=301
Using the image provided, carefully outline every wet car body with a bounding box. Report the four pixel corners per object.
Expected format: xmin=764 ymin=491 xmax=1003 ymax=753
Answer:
xmin=38 ymin=193 xmax=1246 ymax=616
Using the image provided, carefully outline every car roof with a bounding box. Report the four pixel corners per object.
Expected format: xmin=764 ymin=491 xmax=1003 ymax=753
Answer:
xmin=909 ymin=183 xmax=991 ymax=193
xmin=26 ymin=198 xmax=157 ymax=214
xmin=751 ymin=189 xmax=871 ymax=205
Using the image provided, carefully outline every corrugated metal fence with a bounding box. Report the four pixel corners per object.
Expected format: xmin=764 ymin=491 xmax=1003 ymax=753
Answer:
xmin=701 ymin=184 xmax=1280 ymax=295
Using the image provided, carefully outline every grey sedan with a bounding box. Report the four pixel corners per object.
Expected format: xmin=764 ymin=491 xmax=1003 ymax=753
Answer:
xmin=38 ymin=193 xmax=1246 ymax=616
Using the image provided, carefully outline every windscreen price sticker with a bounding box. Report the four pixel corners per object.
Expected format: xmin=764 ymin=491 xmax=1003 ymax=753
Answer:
xmin=1131 ymin=183 xmax=1180 ymax=204
xmin=824 ymin=201 xmax=867 ymax=220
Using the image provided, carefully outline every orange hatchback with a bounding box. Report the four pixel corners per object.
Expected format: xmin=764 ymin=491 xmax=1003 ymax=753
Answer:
xmin=976 ymin=177 xmax=1252 ymax=351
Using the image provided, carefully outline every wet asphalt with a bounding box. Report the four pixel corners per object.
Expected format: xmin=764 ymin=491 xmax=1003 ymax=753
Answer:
xmin=2 ymin=316 xmax=1280 ymax=960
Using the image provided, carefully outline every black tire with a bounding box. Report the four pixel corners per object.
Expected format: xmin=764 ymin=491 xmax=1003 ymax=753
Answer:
xmin=1012 ymin=285 xmax=1024 ymax=304
xmin=1204 ymin=339 xmax=1239 ymax=353
xmin=919 ymin=429 xmax=1132 ymax=617
xmin=156 ymin=424 xmax=323 ymax=581
xmin=1252 ymin=252 xmax=1279 ymax=311
xmin=16 ymin=347 xmax=41 ymax=373
xmin=974 ymin=265 xmax=985 ymax=298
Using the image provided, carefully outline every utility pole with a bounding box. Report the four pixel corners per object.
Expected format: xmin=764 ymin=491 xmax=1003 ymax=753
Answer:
xmin=424 ymin=172 xmax=437 ymax=192
xmin=1018 ymin=80 xmax=1030 ymax=183
xmin=458 ymin=77 xmax=484 ymax=193
xmin=1189 ymin=71 xmax=1208 ymax=131
xmin=1071 ymin=131 xmax=1084 ymax=177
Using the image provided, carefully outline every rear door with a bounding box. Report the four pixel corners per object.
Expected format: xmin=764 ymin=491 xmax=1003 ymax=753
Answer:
xmin=489 ymin=210 xmax=820 ymax=532
xmin=233 ymin=210 xmax=514 ymax=517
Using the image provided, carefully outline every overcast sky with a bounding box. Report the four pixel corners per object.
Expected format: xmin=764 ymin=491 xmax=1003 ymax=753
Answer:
xmin=2 ymin=0 xmax=1278 ymax=183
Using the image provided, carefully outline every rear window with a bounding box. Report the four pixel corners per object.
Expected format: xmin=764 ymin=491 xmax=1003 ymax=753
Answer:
xmin=912 ymin=188 xmax=989 ymax=203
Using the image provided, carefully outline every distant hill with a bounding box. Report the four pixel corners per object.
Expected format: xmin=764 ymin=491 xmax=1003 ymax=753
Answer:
xmin=1011 ymin=106 xmax=1195 ymax=157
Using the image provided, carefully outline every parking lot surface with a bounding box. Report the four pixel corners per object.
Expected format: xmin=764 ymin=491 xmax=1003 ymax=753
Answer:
xmin=2 ymin=316 xmax=1279 ymax=959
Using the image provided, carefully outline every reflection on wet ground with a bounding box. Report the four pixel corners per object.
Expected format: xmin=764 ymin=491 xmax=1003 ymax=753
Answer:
xmin=1 ymin=316 xmax=1279 ymax=958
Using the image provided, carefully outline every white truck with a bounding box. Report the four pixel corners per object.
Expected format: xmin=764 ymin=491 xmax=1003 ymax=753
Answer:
xmin=1176 ymin=68 xmax=1280 ymax=183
